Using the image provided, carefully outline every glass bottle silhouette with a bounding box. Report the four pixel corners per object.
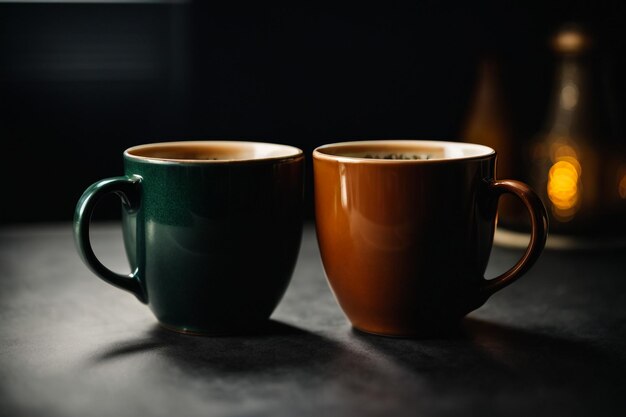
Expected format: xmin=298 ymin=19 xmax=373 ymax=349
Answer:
xmin=526 ymin=24 xmax=626 ymax=240
xmin=461 ymin=55 xmax=523 ymax=228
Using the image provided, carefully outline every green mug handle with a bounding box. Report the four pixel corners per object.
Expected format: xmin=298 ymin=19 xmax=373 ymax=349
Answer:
xmin=482 ymin=179 xmax=549 ymax=296
xmin=73 ymin=175 xmax=146 ymax=303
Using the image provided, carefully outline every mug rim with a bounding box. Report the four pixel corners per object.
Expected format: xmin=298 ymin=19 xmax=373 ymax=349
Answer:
xmin=313 ymin=140 xmax=496 ymax=163
xmin=124 ymin=140 xmax=304 ymax=164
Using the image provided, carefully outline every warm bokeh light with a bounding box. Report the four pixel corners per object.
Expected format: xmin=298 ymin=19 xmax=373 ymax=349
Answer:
xmin=552 ymin=27 xmax=591 ymax=53
xmin=547 ymin=147 xmax=582 ymax=221
xmin=552 ymin=143 xmax=579 ymax=160
xmin=560 ymin=83 xmax=579 ymax=109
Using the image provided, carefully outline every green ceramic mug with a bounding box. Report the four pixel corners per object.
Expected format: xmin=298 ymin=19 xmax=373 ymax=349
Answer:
xmin=74 ymin=141 xmax=304 ymax=335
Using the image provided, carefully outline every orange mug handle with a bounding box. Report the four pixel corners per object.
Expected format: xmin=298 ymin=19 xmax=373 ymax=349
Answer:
xmin=482 ymin=179 xmax=549 ymax=296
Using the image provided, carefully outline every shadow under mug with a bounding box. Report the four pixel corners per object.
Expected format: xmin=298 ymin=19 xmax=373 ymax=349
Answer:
xmin=74 ymin=141 xmax=304 ymax=335
xmin=313 ymin=140 xmax=548 ymax=337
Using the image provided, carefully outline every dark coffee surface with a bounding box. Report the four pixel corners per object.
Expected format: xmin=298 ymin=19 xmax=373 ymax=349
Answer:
xmin=362 ymin=153 xmax=434 ymax=160
xmin=150 ymin=152 xmax=221 ymax=160
xmin=1 ymin=223 xmax=625 ymax=417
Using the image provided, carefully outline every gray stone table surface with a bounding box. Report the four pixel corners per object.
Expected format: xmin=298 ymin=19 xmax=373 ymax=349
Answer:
xmin=1 ymin=222 xmax=626 ymax=417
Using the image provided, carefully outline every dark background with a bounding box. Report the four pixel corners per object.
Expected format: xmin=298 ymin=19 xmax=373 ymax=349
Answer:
xmin=1 ymin=1 xmax=624 ymax=224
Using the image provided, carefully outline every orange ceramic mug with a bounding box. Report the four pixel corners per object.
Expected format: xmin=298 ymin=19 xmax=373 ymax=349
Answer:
xmin=313 ymin=140 xmax=548 ymax=337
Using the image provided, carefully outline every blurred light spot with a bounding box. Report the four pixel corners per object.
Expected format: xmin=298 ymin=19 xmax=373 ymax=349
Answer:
xmin=553 ymin=29 xmax=590 ymax=53
xmin=548 ymin=159 xmax=581 ymax=221
xmin=552 ymin=143 xmax=578 ymax=160
xmin=560 ymin=83 xmax=579 ymax=110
